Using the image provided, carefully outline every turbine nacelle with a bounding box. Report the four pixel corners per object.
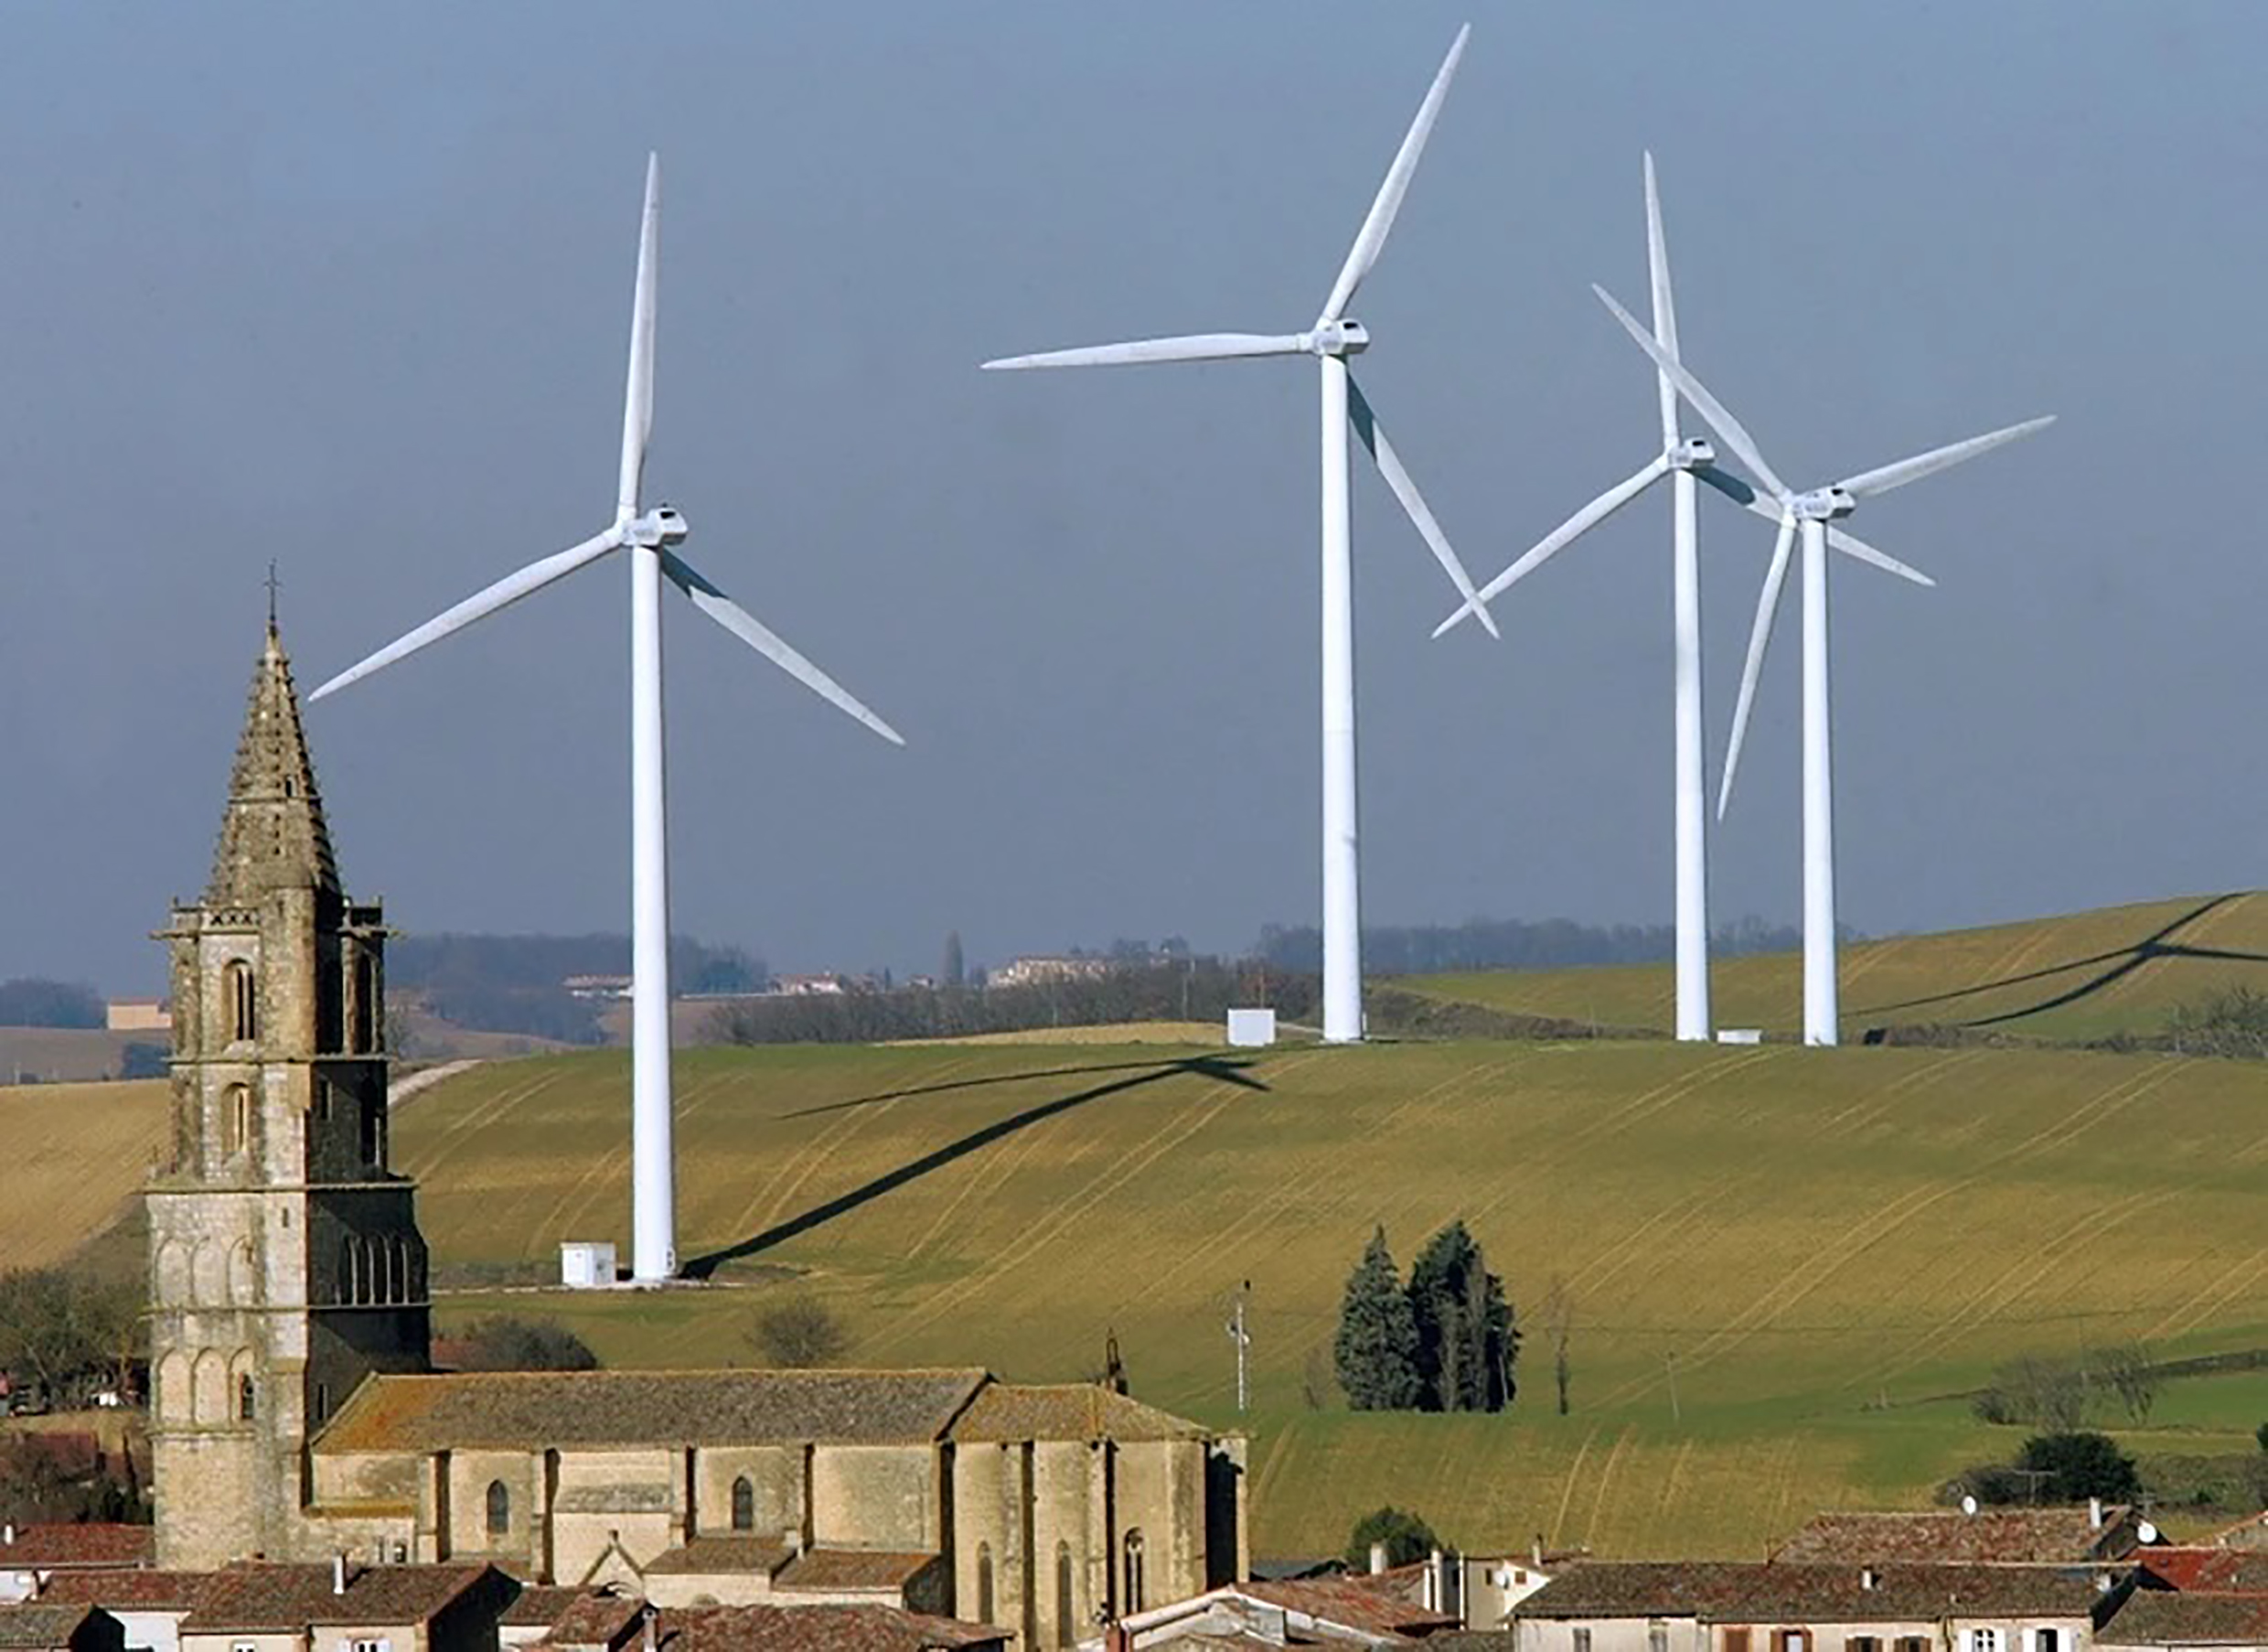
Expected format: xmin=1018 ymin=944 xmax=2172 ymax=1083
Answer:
xmin=625 ymin=506 xmax=690 ymax=549
xmin=1791 ymin=488 xmax=1856 ymax=522
xmin=1306 ymin=317 xmax=1371 ymax=358
xmin=1669 ymin=436 xmax=1716 ymax=469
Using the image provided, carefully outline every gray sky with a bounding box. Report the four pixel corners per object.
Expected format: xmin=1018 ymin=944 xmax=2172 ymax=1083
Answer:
xmin=5 ymin=2 xmax=2262 ymax=993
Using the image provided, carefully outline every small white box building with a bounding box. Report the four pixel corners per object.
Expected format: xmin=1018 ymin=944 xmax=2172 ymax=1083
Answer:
xmin=560 ymin=1240 xmax=617 ymax=1288
xmin=1226 ymin=1008 xmax=1278 ymax=1048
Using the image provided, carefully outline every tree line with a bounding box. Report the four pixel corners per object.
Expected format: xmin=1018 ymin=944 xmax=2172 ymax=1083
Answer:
xmin=1257 ymin=914 xmax=1817 ymax=976
xmin=1334 ymin=1222 xmax=1517 ymax=1413
xmin=390 ymin=932 xmax=765 ymax=1044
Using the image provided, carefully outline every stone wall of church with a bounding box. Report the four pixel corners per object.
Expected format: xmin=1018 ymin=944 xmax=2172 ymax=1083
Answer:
xmin=810 ymin=1443 xmax=939 ymax=1553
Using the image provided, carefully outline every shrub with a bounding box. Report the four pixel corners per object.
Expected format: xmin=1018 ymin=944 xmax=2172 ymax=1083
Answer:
xmin=451 ymin=1315 xmax=599 ymax=1371
xmin=1344 ymin=1506 xmax=1440 ymax=1571
xmin=751 ymin=1297 xmax=849 ymax=1368
xmin=2017 ymin=1432 xmax=2140 ymax=1502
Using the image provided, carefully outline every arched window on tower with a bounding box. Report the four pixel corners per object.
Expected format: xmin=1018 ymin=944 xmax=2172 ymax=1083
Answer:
xmin=337 ymin=1242 xmax=355 ymax=1304
xmin=976 ymin=1542 xmax=994 ymax=1627
xmin=222 ymin=1083 xmax=252 ymax=1157
xmin=731 ymin=1475 xmax=755 ymax=1532
xmin=226 ymin=960 xmax=257 ymax=1043
xmin=236 ymin=1373 xmax=257 ymax=1421
xmin=486 ymin=1479 xmax=510 ymax=1538
xmin=1122 ymin=1529 xmax=1146 ymax=1615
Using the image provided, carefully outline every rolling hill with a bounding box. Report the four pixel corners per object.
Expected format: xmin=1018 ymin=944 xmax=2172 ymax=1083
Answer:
xmin=1397 ymin=891 xmax=2268 ymax=1044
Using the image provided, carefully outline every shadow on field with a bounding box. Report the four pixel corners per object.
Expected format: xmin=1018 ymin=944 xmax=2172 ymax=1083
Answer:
xmin=778 ymin=1056 xmax=1248 ymax=1120
xmin=1852 ymin=894 xmax=2268 ymax=1029
xmin=679 ymin=1055 xmax=1268 ymax=1279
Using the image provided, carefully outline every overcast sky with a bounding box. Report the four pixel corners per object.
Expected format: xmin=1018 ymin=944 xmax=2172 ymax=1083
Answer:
xmin=5 ymin=2 xmax=2262 ymax=993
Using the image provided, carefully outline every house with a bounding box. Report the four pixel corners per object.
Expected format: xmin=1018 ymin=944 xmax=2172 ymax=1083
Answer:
xmin=1771 ymin=1507 xmax=2146 ymax=1568
xmin=35 ymin=1571 xmax=210 ymax=1652
xmin=1095 ymin=1578 xmax=1460 ymax=1649
xmin=1511 ymin=1561 xmax=2120 ymax=1652
xmin=0 ymin=1604 xmax=125 ymax=1652
xmin=771 ymin=973 xmax=850 ymax=997
xmin=174 ymin=1561 xmax=514 ymax=1652
xmin=988 ymin=958 xmax=1116 ymax=991
xmin=105 ymin=1001 xmax=171 ymax=1034
xmin=2133 ymin=1550 xmax=2268 ymax=1595
xmin=649 ymin=1604 xmax=1009 ymax=1651
xmin=0 ymin=1530 xmax=155 ymax=1606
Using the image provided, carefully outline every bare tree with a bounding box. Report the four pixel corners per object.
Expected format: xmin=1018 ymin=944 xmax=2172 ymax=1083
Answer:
xmin=1540 ymin=1275 xmax=1574 ymax=1417
xmin=750 ymin=1296 xmax=849 ymax=1368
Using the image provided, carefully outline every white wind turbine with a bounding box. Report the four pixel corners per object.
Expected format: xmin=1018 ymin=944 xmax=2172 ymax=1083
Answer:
xmin=1435 ymin=154 xmax=1932 ymax=1043
xmin=312 ymin=155 xmax=904 ymax=1282
xmin=983 ymin=26 xmax=1490 ymax=1045
xmin=1593 ymin=283 xmax=2051 ymax=1046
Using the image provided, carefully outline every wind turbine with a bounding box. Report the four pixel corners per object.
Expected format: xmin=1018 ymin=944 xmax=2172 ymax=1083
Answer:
xmin=1437 ymin=155 xmax=1929 ymax=1041
xmin=1593 ymin=283 xmax=2051 ymax=1046
xmin=983 ymin=26 xmax=1490 ymax=1045
xmin=311 ymin=156 xmax=904 ymax=1282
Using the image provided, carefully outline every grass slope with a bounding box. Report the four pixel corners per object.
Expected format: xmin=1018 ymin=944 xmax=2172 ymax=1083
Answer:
xmin=394 ymin=1037 xmax=2267 ymax=1558
xmin=1400 ymin=892 xmax=2268 ymax=1044
xmin=0 ymin=1079 xmax=167 ymax=1267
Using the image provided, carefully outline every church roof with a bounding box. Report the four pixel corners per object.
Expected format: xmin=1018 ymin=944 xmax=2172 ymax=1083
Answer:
xmin=206 ymin=624 xmax=341 ymax=906
xmin=316 ymin=1368 xmax=991 ymax=1453
xmin=947 ymin=1381 xmax=1212 ymax=1443
xmin=180 ymin=1562 xmax=499 ymax=1630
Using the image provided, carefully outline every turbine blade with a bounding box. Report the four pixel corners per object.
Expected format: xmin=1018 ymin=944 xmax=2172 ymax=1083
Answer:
xmin=981 ymin=332 xmax=1310 ymax=370
xmin=309 ymin=528 xmax=624 ymax=702
xmin=1834 ymin=415 xmax=2056 ymax=500
xmin=1718 ymin=513 xmax=1797 ymax=820
xmin=661 ymin=550 xmax=905 ymax=746
xmin=1643 ymin=151 xmax=1681 ymax=450
xmin=1692 ymin=462 xmax=1760 ymax=510
xmin=1436 ymin=454 xmax=1669 ymax=638
xmin=619 ymin=153 xmax=660 ymax=516
xmin=1595 ymin=284 xmax=1791 ymax=502
xmin=1825 ymin=522 xmax=1935 ymax=588
xmin=1346 ymin=374 xmax=1496 ymax=639
xmin=1319 ymin=24 xmax=1471 ymax=322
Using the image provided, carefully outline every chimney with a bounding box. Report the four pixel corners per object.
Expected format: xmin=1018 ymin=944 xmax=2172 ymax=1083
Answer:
xmin=2090 ymin=1497 xmax=2103 ymax=1529
xmin=1370 ymin=1541 xmax=1388 ymax=1576
xmin=2 ymin=1522 xmax=13 ymax=1546
xmin=332 ymin=1553 xmax=349 ymax=1595
xmin=642 ymin=1604 xmax=658 ymax=1652
xmin=1423 ymin=1549 xmax=1441 ymax=1611
xmin=1532 ymin=1534 xmax=1545 ymax=1568
xmin=1861 ymin=1569 xmax=1879 ymax=1593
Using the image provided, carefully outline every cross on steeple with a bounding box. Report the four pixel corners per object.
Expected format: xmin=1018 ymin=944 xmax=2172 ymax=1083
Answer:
xmin=265 ymin=561 xmax=282 ymax=632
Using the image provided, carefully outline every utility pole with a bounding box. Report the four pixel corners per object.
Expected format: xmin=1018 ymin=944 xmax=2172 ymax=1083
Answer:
xmin=1226 ymin=1281 xmax=1252 ymax=1414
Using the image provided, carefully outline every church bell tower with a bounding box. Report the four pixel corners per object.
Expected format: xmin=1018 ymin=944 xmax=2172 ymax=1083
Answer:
xmin=147 ymin=620 xmax=431 ymax=1570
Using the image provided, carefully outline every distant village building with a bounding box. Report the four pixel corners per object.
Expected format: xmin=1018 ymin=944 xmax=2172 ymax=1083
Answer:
xmin=771 ymin=972 xmax=851 ymax=996
xmin=989 ymin=956 xmax=1117 ymax=990
xmin=135 ymin=622 xmax=1246 ymax=1649
xmin=103 ymin=1000 xmax=170 ymax=1034
xmin=562 ymin=975 xmax=636 ymax=1001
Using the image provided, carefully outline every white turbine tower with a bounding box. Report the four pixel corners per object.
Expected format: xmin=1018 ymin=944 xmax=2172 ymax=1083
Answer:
xmin=311 ymin=156 xmax=904 ymax=1281
xmin=983 ymin=26 xmax=1490 ymax=1045
xmin=1593 ymin=283 xmax=2051 ymax=1046
xmin=1437 ymin=155 xmax=1928 ymax=1042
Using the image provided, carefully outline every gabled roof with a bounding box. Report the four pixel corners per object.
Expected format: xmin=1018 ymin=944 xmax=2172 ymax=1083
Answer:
xmin=538 ymin=1591 xmax=646 ymax=1649
xmin=641 ymin=1538 xmax=795 ymax=1579
xmin=2137 ymin=1549 xmax=2268 ymax=1594
xmin=653 ymin=1604 xmax=1005 ymax=1651
xmin=0 ymin=1604 xmax=106 ymax=1649
xmin=205 ymin=625 xmax=340 ymax=905
xmin=498 ymin=1584 xmax=592 ymax=1628
xmin=2099 ymin=1592 xmax=2268 ymax=1647
xmin=1772 ymin=1508 xmax=2138 ymax=1567
xmin=1242 ymin=1579 xmax=1461 ymax=1637
xmin=0 ymin=1529 xmax=155 ymax=1572
xmin=316 ymin=1368 xmax=990 ymax=1452
xmin=1515 ymin=1562 xmax=2109 ymax=1622
xmin=181 ymin=1562 xmax=497 ymax=1631
xmin=948 ymin=1382 xmax=1211 ymax=1443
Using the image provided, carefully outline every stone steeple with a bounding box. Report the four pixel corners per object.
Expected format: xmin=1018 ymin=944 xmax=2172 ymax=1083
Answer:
xmin=207 ymin=624 xmax=339 ymax=906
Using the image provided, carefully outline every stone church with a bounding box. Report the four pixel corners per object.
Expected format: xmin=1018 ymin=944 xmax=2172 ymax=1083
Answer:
xmin=147 ymin=623 xmax=1247 ymax=1647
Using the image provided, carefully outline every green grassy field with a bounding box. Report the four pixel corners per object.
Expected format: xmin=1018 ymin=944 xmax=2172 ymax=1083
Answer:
xmin=395 ymin=1034 xmax=2268 ymax=1560
xmin=1397 ymin=891 xmax=2268 ymax=1044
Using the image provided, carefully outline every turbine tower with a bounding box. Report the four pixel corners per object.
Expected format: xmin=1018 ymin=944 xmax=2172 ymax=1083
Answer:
xmin=1438 ymin=156 xmax=1928 ymax=1041
xmin=1594 ymin=284 xmax=2051 ymax=1046
xmin=312 ymin=156 xmax=904 ymax=1280
xmin=983 ymin=27 xmax=1490 ymax=1044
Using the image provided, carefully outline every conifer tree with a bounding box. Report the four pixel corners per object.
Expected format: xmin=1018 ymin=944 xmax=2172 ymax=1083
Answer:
xmin=1407 ymin=1219 xmax=1518 ymax=1412
xmin=1334 ymin=1226 xmax=1422 ymax=1411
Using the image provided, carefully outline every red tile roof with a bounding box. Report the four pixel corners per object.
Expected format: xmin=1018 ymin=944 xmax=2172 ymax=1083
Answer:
xmin=497 ymin=1584 xmax=590 ymax=1629
xmin=2100 ymin=1592 xmax=2268 ymax=1646
xmin=181 ymin=1562 xmax=498 ymax=1631
xmin=1516 ymin=1562 xmax=2109 ymax=1622
xmin=35 ymin=1571 xmax=207 ymax=1611
xmin=2137 ymin=1549 xmax=2268 ymax=1595
xmin=0 ymin=1604 xmax=107 ymax=1650
xmin=537 ymin=1591 xmax=646 ymax=1649
xmin=653 ymin=1604 xmax=1006 ymax=1651
xmin=0 ymin=1529 xmax=154 ymax=1572
xmin=642 ymin=1538 xmax=795 ymax=1579
xmin=777 ymin=1550 xmax=939 ymax=1593
xmin=1772 ymin=1508 xmax=2138 ymax=1566
xmin=1244 ymin=1577 xmax=1462 ymax=1636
